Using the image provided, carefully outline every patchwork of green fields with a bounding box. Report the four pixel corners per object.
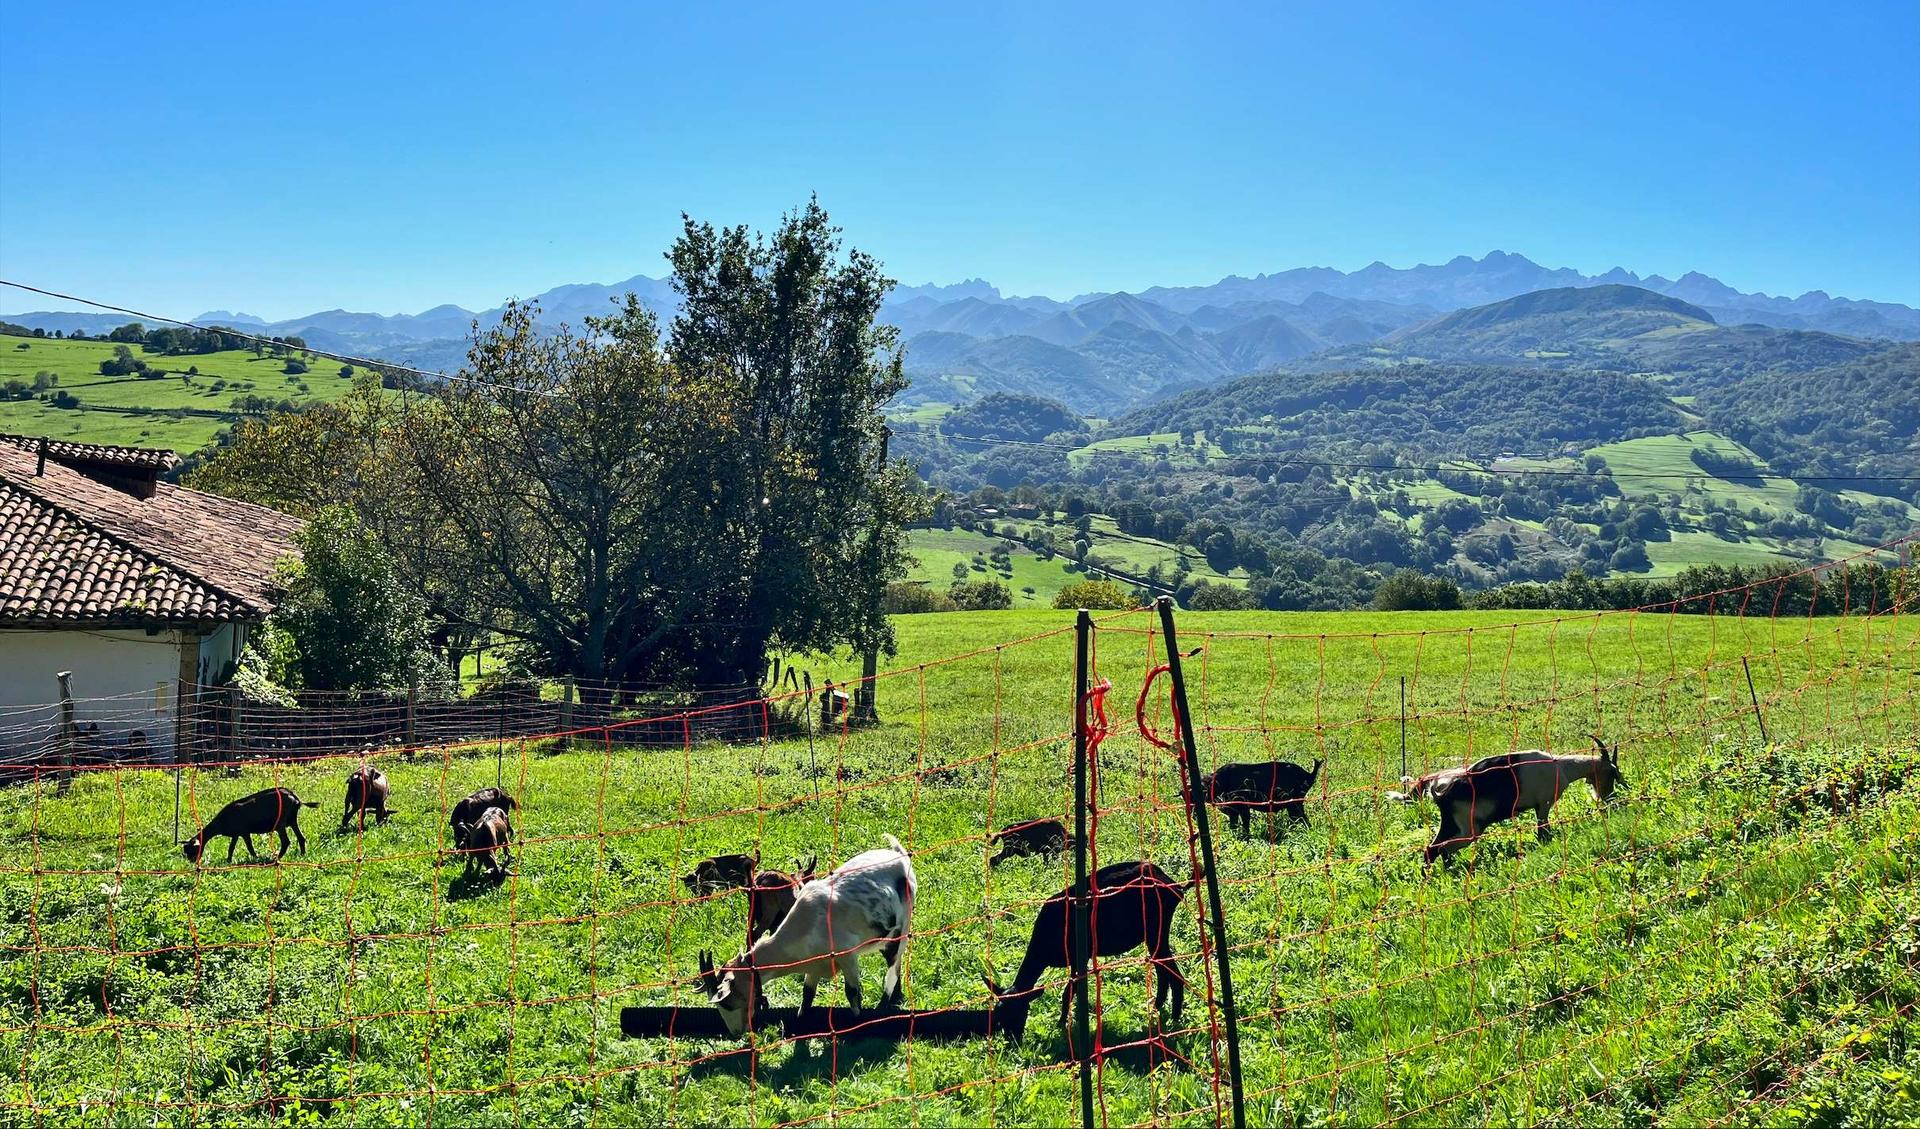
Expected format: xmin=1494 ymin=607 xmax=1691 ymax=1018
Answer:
xmin=4 ymin=608 xmax=1916 ymax=1126
xmin=0 ymin=336 xmax=367 ymax=450
xmin=903 ymin=527 xmax=1082 ymax=604
xmin=1068 ymin=431 xmax=1225 ymax=468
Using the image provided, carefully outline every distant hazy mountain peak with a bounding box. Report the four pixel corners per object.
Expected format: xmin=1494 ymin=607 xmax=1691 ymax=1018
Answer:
xmin=193 ymin=310 xmax=266 ymax=325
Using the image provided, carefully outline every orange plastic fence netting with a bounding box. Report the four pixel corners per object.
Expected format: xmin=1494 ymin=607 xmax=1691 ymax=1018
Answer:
xmin=1 ymin=540 xmax=1917 ymax=1127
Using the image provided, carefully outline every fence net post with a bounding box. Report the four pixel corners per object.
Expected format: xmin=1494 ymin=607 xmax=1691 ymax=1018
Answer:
xmin=1156 ymin=595 xmax=1246 ymax=1129
xmin=1071 ymin=608 xmax=1095 ymax=1126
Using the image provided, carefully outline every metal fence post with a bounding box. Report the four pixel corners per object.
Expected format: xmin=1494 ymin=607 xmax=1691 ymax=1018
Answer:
xmin=1741 ymin=656 xmax=1770 ymax=747
xmin=1070 ymin=609 xmax=1095 ymax=1125
xmin=1155 ymin=596 xmax=1246 ymax=1129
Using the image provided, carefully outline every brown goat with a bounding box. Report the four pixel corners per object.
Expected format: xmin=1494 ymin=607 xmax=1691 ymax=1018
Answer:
xmin=1425 ymin=737 xmax=1624 ymax=868
xmin=340 ymin=765 xmax=393 ymax=832
xmin=449 ymin=787 xmax=517 ymax=849
xmin=456 ymin=806 xmax=514 ymax=878
xmin=746 ymin=855 xmax=819 ymax=942
xmin=183 ymin=788 xmax=319 ymax=865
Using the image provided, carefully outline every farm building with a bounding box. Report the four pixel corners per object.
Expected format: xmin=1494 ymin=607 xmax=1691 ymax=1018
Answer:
xmin=0 ymin=435 xmax=302 ymax=761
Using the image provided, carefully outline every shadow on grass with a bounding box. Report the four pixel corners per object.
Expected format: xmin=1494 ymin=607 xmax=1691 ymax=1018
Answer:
xmin=445 ymin=868 xmax=510 ymax=901
xmin=677 ymin=1010 xmax=1195 ymax=1086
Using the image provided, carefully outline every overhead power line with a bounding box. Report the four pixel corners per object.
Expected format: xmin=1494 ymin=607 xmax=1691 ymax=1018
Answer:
xmin=931 ymin=431 xmax=1920 ymax=486
xmin=0 ymin=279 xmax=552 ymax=397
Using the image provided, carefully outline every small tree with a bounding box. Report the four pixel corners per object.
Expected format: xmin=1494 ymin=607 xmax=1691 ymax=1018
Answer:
xmin=284 ymin=358 xmax=310 ymax=375
xmin=1373 ymin=569 xmax=1463 ymax=611
xmin=273 ymin=507 xmax=450 ymax=692
xmin=948 ymin=579 xmax=1013 ymax=610
xmin=1052 ymin=580 xmax=1135 ymax=610
xmin=1189 ymin=582 xmax=1257 ymax=611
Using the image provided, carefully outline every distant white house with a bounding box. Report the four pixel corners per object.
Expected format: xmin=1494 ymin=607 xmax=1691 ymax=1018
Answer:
xmin=0 ymin=435 xmax=302 ymax=761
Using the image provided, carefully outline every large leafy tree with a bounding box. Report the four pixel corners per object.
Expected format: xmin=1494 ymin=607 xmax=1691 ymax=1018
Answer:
xmin=184 ymin=375 xmax=495 ymax=674
xmin=662 ymin=199 xmax=921 ymax=686
xmin=403 ymin=202 xmax=921 ymax=690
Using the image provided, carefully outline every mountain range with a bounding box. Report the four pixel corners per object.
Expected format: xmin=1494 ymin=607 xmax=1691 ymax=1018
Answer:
xmin=6 ymin=251 xmax=1916 ymax=411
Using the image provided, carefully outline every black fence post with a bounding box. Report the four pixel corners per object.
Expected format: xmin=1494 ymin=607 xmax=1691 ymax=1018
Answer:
xmin=1741 ymin=656 xmax=1770 ymax=747
xmin=1071 ymin=608 xmax=1095 ymax=1126
xmin=1155 ymin=596 xmax=1246 ymax=1129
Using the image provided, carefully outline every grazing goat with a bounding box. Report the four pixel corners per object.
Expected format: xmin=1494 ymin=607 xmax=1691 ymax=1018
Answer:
xmin=1198 ymin=758 xmax=1324 ymax=834
xmin=1385 ymin=771 xmax=1449 ymax=805
xmin=698 ymin=835 xmax=916 ymax=1038
xmin=1425 ymin=737 xmax=1623 ymax=868
xmin=746 ymin=855 xmax=818 ymax=943
xmin=988 ymin=818 xmax=1074 ymax=866
xmin=683 ymin=852 xmax=758 ymax=896
xmin=449 ymin=787 xmax=517 ymax=849
xmin=981 ymin=860 xmax=1187 ymax=1041
xmin=455 ymin=805 xmax=514 ymax=878
xmin=340 ymin=765 xmax=393 ymax=832
xmin=182 ymin=788 xmax=318 ymax=865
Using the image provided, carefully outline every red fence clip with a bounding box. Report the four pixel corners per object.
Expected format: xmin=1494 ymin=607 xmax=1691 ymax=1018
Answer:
xmin=1135 ymin=664 xmax=1184 ymax=753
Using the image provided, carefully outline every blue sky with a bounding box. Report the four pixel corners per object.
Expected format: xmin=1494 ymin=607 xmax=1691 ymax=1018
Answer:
xmin=2 ymin=1 xmax=1916 ymax=319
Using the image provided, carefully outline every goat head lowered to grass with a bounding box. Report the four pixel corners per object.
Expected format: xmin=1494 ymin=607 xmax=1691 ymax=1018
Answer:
xmin=1424 ymin=736 xmax=1624 ymax=868
xmin=698 ymin=836 xmax=915 ymax=1038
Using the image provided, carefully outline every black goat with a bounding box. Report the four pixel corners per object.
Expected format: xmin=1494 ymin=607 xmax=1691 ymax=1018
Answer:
xmin=340 ymin=765 xmax=394 ymax=832
xmin=981 ymin=860 xmax=1187 ymax=1042
xmin=683 ymin=852 xmax=758 ymax=896
xmin=182 ymin=788 xmax=318 ymax=865
xmin=449 ymin=787 xmax=518 ymax=849
xmin=1198 ymin=758 xmax=1324 ymax=834
xmin=988 ymin=818 xmax=1074 ymax=866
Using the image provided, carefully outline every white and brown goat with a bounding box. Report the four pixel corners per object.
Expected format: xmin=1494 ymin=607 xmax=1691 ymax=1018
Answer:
xmin=698 ymin=835 xmax=916 ymax=1038
xmin=1424 ymin=737 xmax=1623 ymax=868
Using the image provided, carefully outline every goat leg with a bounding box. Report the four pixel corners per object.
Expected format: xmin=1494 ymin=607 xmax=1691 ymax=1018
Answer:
xmin=838 ymin=955 xmax=863 ymax=1013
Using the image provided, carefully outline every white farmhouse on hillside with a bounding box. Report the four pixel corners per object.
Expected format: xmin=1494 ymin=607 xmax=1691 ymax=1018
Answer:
xmin=0 ymin=435 xmax=302 ymax=761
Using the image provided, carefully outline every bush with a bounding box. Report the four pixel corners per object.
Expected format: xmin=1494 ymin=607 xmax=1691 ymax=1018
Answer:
xmin=1373 ymin=569 xmax=1463 ymax=611
xmin=948 ymin=579 xmax=1013 ymax=610
xmin=1608 ymin=541 xmax=1652 ymax=572
xmin=284 ymin=358 xmax=310 ymax=375
xmin=273 ymin=507 xmax=452 ymax=691
xmin=883 ymin=581 xmax=958 ymax=614
xmin=1189 ymin=582 xmax=1257 ymax=611
xmin=1052 ymin=580 xmax=1135 ymax=610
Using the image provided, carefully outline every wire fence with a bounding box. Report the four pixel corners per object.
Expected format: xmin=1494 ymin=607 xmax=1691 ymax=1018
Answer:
xmin=2 ymin=536 xmax=1917 ymax=1126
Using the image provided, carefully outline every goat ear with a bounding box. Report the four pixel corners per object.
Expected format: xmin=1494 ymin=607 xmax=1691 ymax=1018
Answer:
xmin=1591 ymin=734 xmax=1611 ymax=761
xmin=798 ymin=853 xmax=817 ymax=878
xmin=980 ymin=971 xmax=1004 ymax=998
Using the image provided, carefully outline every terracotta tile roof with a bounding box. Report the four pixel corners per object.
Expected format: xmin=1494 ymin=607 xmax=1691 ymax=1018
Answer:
xmin=0 ymin=442 xmax=302 ymax=629
xmin=1 ymin=433 xmax=182 ymax=473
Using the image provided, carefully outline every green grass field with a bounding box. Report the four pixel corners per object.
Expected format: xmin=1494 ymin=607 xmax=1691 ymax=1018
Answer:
xmin=0 ymin=336 xmax=367 ymax=451
xmin=1586 ymin=431 xmax=1801 ymax=514
xmin=1069 ymin=432 xmax=1226 ymax=469
xmin=904 ymin=528 xmax=1083 ymax=605
xmin=5 ymin=606 xmax=1917 ymax=1126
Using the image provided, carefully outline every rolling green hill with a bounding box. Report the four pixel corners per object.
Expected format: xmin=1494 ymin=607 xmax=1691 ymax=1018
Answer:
xmin=0 ymin=334 xmax=369 ymax=452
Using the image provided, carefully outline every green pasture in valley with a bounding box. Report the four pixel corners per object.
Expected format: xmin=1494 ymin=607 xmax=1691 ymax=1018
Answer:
xmin=0 ymin=335 xmax=368 ymax=452
xmin=4 ymin=607 xmax=1917 ymax=1125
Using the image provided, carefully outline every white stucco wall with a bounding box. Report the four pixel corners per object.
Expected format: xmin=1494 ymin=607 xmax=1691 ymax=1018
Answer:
xmin=0 ymin=629 xmax=188 ymax=761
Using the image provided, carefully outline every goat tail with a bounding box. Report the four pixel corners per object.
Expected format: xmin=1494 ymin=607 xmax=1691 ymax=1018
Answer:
xmin=300 ymin=801 xmax=320 ymax=808
xmin=884 ymin=833 xmax=906 ymax=855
